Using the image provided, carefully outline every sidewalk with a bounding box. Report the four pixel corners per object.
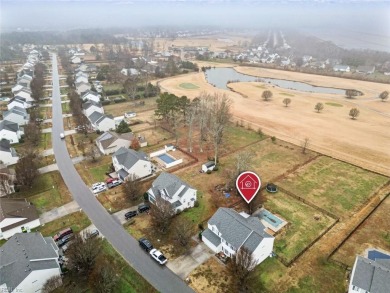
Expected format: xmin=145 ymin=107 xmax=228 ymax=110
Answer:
xmin=40 ymin=201 xmax=80 ymax=224
xmin=38 ymin=156 xmax=86 ymax=174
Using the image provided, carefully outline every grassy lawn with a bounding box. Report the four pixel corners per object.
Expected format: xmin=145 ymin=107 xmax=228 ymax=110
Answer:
xmin=221 ymin=124 xmax=265 ymax=154
xmin=61 ymin=101 xmax=70 ymax=113
xmin=103 ymin=96 xmax=158 ymax=117
xmin=60 ymin=87 xmax=68 ymax=95
xmin=37 ymin=154 xmax=56 ymax=168
xmin=280 ymin=92 xmax=295 ymax=97
xmin=37 ymin=212 xmax=91 ymax=237
xmin=277 ymin=156 xmax=389 ymax=217
xmin=11 ymin=171 xmax=72 ymax=214
xmin=39 ymin=132 xmax=52 ymax=150
xmin=264 ymin=191 xmax=335 ymax=263
xmin=103 ymin=83 xmax=124 ymax=91
xmin=325 ymin=102 xmax=343 ymax=107
xmin=332 ymin=192 xmax=390 ymax=266
xmin=179 ymin=82 xmax=200 ymax=89
xmin=89 ymin=163 xmax=112 ymax=182
xmin=100 ymin=240 xmax=157 ymax=293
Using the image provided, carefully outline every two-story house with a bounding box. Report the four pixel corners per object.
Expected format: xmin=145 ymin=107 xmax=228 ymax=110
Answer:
xmin=81 ymin=91 xmax=100 ymax=103
xmin=82 ymin=100 xmax=104 ymax=118
xmin=0 ymin=139 xmax=19 ymax=166
xmin=2 ymin=107 xmax=29 ymax=126
xmin=96 ymin=131 xmax=147 ymax=155
xmin=88 ymin=112 xmax=115 ymax=132
xmin=112 ymin=147 xmax=152 ymax=181
xmin=0 ymin=232 xmax=62 ymax=293
xmin=0 ymin=120 xmax=23 ymax=144
xmin=75 ymin=81 xmax=91 ymax=95
xmin=202 ymin=208 xmax=274 ymax=266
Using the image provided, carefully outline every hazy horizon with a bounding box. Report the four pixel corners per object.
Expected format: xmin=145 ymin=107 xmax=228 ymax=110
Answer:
xmin=1 ymin=0 xmax=389 ymax=52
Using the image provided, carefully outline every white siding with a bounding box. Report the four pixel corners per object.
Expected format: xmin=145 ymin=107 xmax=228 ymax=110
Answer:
xmin=250 ymin=236 xmax=274 ymax=265
xmin=0 ymin=151 xmax=19 ymax=166
xmin=0 ymin=130 xmax=19 ymax=144
xmin=0 ymin=219 xmax=41 ymax=240
xmin=96 ymin=118 xmax=115 ymax=132
xmin=14 ymin=268 xmax=61 ymax=293
xmin=127 ymin=160 xmax=152 ymax=179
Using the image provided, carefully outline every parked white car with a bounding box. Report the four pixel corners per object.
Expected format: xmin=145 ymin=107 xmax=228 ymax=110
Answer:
xmin=150 ymin=248 xmax=168 ymax=265
xmin=92 ymin=182 xmax=107 ymax=194
xmin=124 ymin=111 xmax=136 ymax=118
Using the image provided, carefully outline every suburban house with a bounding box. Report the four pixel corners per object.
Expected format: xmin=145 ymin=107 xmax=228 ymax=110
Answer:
xmin=11 ymin=85 xmax=29 ymax=95
xmin=120 ymin=68 xmax=140 ymax=76
xmin=75 ymin=81 xmax=91 ymax=95
xmin=82 ymin=100 xmax=104 ymax=117
xmin=7 ymin=97 xmax=29 ymax=110
xmin=0 ymin=198 xmax=40 ymax=239
xmin=202 ymin=208 xmax=274 ymax=266
xmin=333 ymin=64 xmax=351 ymax=72
xmin=75 ymin=71 xmax=88 ymax=79
xmin=112 ymin=147 xmax=152 ymax=181
xmin=14 ymin=89 xmax=33 ymax=102
xmin=70 ymin=55 xmax=82 ymax=64
xmin=356 ymin=65 xmax=376 ymax=75
xmin=0 ymin=164 xmax=16 ymax=197
xmin=81 ymin=91 xmax=100 ymax=103
xmin=75 ymin=75 xmax=89 ymax=84
xmin=2 ymin=107 xmax=29 ymax=126
xmin=75 ymin=64 xmax=97 ymax=73
xmin=0 ymin=232 xmax=62 ymax=293
xmin=147 ymin=172 xmax=197 ymax=213
xmin=96 ymin=131 xmax=147 ymax=155
xmin=0 ymin=139 xmax=19 ymax=166
xmin=0 ymin=120 xmax=23 ymax=144
xmin=16 ymin=75 xmax=33 ymax=87
xmin=88 ymin=112 xmax=115 ymax=132
xmin=349 ymin=254 xmax=390 ymax=293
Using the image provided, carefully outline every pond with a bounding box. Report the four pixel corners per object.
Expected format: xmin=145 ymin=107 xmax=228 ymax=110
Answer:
xmin=205 ymin=67 xmax=346 ymax=95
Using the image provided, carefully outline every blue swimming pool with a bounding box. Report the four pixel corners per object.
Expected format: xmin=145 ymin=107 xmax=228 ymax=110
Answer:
xmin=258 ymin=209 xmax=283 ymax=227
xmin=368 ymin=250 xmax=390 ymax=261
xmin=158 ymin=153 xmax=176 ymax=164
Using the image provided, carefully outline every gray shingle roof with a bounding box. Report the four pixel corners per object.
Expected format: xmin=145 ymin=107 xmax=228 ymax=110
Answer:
xmin=0 ymin=120 xmax=19 ymax=133
xmin=0 ymin=139 xmax=11 ymax=152
xmin=88 ymin=111 xmax=104 ymax=124
xmin=202 ymin=228 xmax=221 ymax=247
xmin=0 ymin=233 xmax=60 ymax=290
xmin=208 ymin=208 xmax=272 ymax=252
xmin=3 ymin=106 xmax=28 ymax=119
xmin=151 ymin=172 xmax=192 ymax=199
xmin=352 ymin=256 xmax=390 ymax=293
xmin=82 ymin=100 xmax=102 ymax=110
xmin=113 ymin=147 xmax=148 ymax=170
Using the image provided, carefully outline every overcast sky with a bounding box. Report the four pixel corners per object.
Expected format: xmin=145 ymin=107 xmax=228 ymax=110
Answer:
xmin=1 ymin=0 xmax=389 ymax=51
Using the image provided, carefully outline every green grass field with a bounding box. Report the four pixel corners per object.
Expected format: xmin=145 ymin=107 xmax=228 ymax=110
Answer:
xmin=37 ymin=212 xmax=91 ymax=236
xmin=325 ymin=102 xmax=343 ymax=107
xmin=278 ymin=156 xmax=389 ymax=217
xmin=179 ymin=83 xmax=200 ymax=89
xmin=264 ymin=191 xmax=335 ymax=263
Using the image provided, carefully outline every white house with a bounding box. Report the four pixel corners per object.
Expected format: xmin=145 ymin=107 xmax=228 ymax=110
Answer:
xmin=17 ymin=75 xmax=33 ymax=87
xmin=121 ymin=68 xmax=140 ymax=76
xmin=0 ymin=139 xmax=19 ymax=166
xmin=0 ymin=232 xmax=62 ymax=293
xmin=81 ymin=91 xmax=100 ymax=103
xmin=333 ymin=64 xmax=351 ymax=72
xmin=75 ymin=75 xmax=89 ymax=84
xmin=147 ymin=172 xmax=197 ymax=213
xmin=202 ymin=208 xmax=274 ymax=266
xmin=112 ymin=147 xmax=152 ymax=181
xmin=96 ymin=131 xmax=147 ymax=155
xmin=75 ymin=81 xmax=91 ymax=95
xmin=88 ymin=112 xmax=115 ymax=132
xmin=202 ymin=161 xmax=216 ymax=172
xmin=0 ymin=198 xmax=40 ymax=240
xmin=0 ymin=120 xmax=23 ymax=144
xmin=82 ymin=100 xmax=104 ymax=117
xmin=7 ymin=97 xmax=29 ymax=110
xmin=0 ymin=164 xmax=16 ymax=197
xmin=2 ymin=107 xmax=29 ymax=126
xmin=70 ymin=55 xmax=82 ymax=64
xmin=75 ymin=64 xmax=97 ymax=73
xmin=11 ymin=84 xmax=25 ymax=94
xmin=349 ymin=254 xmax=390 ymax=293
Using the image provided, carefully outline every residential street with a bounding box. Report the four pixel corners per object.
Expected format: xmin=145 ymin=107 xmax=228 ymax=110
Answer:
xmin=50 ymin=53 xmax=194 ymax=293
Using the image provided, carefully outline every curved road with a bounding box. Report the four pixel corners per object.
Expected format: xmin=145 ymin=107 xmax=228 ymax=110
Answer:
xmin=50 ymin=54 xmax=194 ymax=293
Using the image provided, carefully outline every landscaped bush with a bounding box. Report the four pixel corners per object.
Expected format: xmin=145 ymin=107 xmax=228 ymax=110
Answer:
xmin=213 ymin=166 xmax=219 ymax=171
xmin=113 ymin=97 xmax=126 ymax=103
xmin=271 ymin=136 xmax=276 ymax=143
xmin=101 ymin=100 xmax=111 ymax=105
xmin=136 ymin=86 xmax=145 ymax=91
xmin=206 ymin=170 xmax=212 ymax=174
xmin=198 ymin=223 xmax=203 ymax=230
xmin=194 ymin=200 xmax=200 ymax=208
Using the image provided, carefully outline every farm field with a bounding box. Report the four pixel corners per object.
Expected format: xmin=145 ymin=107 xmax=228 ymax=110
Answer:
xmin=159 ymin=66 xmax=390 ymax=177
xmin=264 ymin=191 xmax=336 ymax=263
xmin=332 ymin=194 xmax=390 ymax=266
xmin=277 ymin=156 xmax=389 ymax=218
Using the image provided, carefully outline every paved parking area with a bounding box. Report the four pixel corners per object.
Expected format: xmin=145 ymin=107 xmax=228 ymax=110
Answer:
xmin=167 ymin=242 xmax=214 ymax=279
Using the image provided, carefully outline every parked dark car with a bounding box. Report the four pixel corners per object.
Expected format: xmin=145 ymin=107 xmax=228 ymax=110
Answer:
xmin=125 ymin=210 xmax=138 ymax=220
xmin=107 ymin=179 xmax=122 ymax=189
xmin=138 ymin=203 xmax=150 ymax=213
xmin=86 ymin=229 xmax=99 ymax=239
xmin=138 ymin=237 xmax=153 ymax=252
xmin=57 ymin=234 xmax=74 ymax=248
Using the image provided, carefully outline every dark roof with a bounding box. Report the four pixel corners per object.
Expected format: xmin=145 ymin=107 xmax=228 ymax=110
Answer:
xmin=88 ymin=111 xmax=104 ymax=124
xmin=151 ymin=172 xmax=193 ymax=199
xmin=202 ymin=228 xmax=221 ymax=247
xmin=203 ymin=161 xmax=215 ymax=168
xmin=351 ymin=256 xmax=390 ymax=293
xmin=0 ymin=120 xmax=19 ymax=133
xmin=82 ymin=100 xmax=102 ymax=110
xmin=113 ymin=147 xmax=148 ymax=170
xmin=0 ymin=198 xmax=39 ymax=232
xmin=3 ymin=107 xmax=28 ymax=119
xmin=0 ymin=233 xmax=59 ymax=290
xmin=97 ymin=131 xmax=134 ymax=150
xmin=208 ymin=208 xmax=272 ymax=252
xmin=0 ymin=139 xmax=11 ymax=152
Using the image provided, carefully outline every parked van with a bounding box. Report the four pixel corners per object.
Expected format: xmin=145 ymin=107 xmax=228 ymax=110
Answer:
xmin=53 ymin=227 xmax=73 ymax=242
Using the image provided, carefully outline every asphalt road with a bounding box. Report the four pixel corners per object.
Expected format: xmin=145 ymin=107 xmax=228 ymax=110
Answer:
xmin=50 ymin=54 xmax=194 ymax=293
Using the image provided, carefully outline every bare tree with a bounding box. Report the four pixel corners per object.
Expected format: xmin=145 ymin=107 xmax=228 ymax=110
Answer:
xmin=282 ymin=98 xmax=291 ymax=107
xmin=227 ymin=246 xmax=257 ymax=292
xmin=86 ymin=145 xmax=101 ymax=162
xmin=173 ymin=217 xmax=193 ymax=249
xmin=130 ymin=137 xmax=141 ymax=150
xmin=206 ymin=94 xmax=232 ymax=165
xmin=124 ymin=75 xmax=139 ymax=100
xmin=186 ymin=99 xmax=198 ymax=152
xmin=197 ymin=93 xmax=210 ymax=153
xmin=150 ymin=196 xmax=175 ymax=234
xmin=67 ymin=233 xmax=102 ymax=278
xmin=42 ymin=275 xmax=63 ymax=293
xmin=349 ymin=108 xmax=360 ymax=120
xmin=225 ymin=151 xmax=252 ymax=190
xmin=302 ymin=138 xmax=310 ymax=154
xmin=314 ymin=102 xmax=324 ymax=113
xmin=346 ymin=89 xmax=358 ymax=99
xmin=379 ymin=90 xmax=389 ymax=102
xmin=15 ymin=150 xmax=39 ymax=188
xmin=24 ymin=122 xmax=42 ymax=146
xmin=90 ymin=264 xmax=118 ymax=293
xmin=123 ymin=174 xmax=141 ymax=201
xmin=262 ymin=90 xmax=273 ymax=101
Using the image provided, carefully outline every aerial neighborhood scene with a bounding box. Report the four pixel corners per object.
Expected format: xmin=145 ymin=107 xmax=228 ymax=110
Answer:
xmin=0 ymin=0 xmax=389 ymax=292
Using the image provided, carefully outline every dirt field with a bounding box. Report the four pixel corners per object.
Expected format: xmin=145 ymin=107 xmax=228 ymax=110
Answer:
xmin=158 ymin=66 xmax=390 ymax=176
xmin=332 ymin=195 xmax=390 ymax=266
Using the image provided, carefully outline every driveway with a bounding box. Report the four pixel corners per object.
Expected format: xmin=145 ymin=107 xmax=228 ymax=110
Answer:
xmin=41 ymin=148 xmax=54 ymax=156
xmin=167 ymin=242 xmax=214 ymax=279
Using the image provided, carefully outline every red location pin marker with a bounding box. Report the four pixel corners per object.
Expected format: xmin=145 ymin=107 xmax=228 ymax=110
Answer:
xmin=236 ymin=171 xmax=261 ymax=204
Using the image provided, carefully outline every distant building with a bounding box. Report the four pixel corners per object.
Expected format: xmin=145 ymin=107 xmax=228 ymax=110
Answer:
xmin=356 ymin=66 xmax=375 ymax=75
xmin=333 ymin=64 xmax=351 ymax=72
xmin=0 ymin=232 xmax=62 ymax=292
